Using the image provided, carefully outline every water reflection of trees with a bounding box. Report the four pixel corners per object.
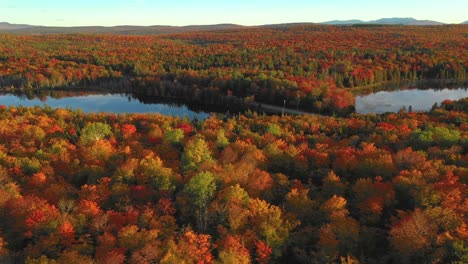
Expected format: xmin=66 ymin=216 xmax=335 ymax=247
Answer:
xmin=6 ymin=90 xmax=110 ymax=101
xmin=362 ymin=79 xmax=468 ymax=95
xmin=0 ymin=89 xmax=247 ymax=115
xmin=2 ymin=80 xmax=466 ymax=116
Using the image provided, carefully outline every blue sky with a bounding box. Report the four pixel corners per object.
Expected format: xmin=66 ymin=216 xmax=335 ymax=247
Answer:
xmin=1 ymin=0 xmax=466 ymax=26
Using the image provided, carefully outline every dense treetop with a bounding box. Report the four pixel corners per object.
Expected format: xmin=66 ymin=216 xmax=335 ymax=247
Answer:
xmin=0 ymin=98 xmax=466 ymax=263
xmin=1 ymin=25 xmax=467 ymax=113
xmin=0 ymin=24 xmax=467 ymax=263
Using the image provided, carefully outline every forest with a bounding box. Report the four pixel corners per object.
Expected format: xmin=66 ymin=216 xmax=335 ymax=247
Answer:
xmin=0 ymin=98 xmax=466 ymax=263
xmin=1 ymin=25 xmax=467 ymax=113
xmin=0 ymin=24 xmax=467 ymax=263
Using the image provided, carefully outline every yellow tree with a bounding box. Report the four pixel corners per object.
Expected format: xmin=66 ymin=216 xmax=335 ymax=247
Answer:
xmin=181 ymin=136 xmax=213 ymax=173
xmin=248 ymin=198 xmax=299 ymax=258
xmin=184 ymin=171 xmax=217 ymax=231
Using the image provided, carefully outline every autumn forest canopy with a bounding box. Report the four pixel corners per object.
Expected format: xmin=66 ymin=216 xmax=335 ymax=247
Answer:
xmin=0 ymin=24 xmax=467 ymax=263
xmin=0 ymin=25 xmax=467 ymax=113
xmin=0 ymin=98 xmax=465 ymax=263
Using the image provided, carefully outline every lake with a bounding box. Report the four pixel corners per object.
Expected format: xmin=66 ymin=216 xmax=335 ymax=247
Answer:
xmin=0 ymin=92 xmax=211 ymax=119
xmin=0 ymin=87 xmax=466 ymax=117
xmin=355 ymin=87 xmax=467 ymax=114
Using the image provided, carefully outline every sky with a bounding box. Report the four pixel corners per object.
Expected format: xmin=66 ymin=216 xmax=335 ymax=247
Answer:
xmin=1 ymin=0 xmax=467 ymax=27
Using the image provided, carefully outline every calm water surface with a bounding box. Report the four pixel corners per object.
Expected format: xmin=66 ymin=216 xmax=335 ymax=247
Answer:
xmin=356 ymin=88 xmax=467 ymax=114
xmin=1 ymin=87 xmax=466 ymax=117
xmin=0 ymin=93 xmax=210 ymax=119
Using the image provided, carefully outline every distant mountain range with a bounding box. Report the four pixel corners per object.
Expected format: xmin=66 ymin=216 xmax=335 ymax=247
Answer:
xmin=0 ymin=22 xmax=245 ymax=34
xmin=322 ymin=17 xmax=446 ymax=25
xmin=0 ymin=22 xmax=35 ymax=30
xmin=0 ymin=18 xmax=466 ymax=35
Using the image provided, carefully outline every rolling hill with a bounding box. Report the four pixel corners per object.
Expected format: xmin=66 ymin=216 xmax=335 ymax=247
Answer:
xmin=322 ymin=17 xmax=445 ymax=25
xmin=1 ymin=17 xmax=465 ymax=35
xmin=0 ymin=22 xmax=35 ymax=30
xmin=0 ymin=23 xmax=244 ymax=35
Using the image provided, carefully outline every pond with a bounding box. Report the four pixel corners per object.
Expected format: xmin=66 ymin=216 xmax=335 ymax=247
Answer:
xmin=355 ymin=87 xmax=467 ymax=114
xmin=1 ymin=86 xmax=466 ymax=117
xmin=0 ymin=92 xmax=211 ymax=119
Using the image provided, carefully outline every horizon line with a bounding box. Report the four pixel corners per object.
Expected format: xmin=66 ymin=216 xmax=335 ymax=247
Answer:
xmin=2 ymin=17 xmax=468 ymax=28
